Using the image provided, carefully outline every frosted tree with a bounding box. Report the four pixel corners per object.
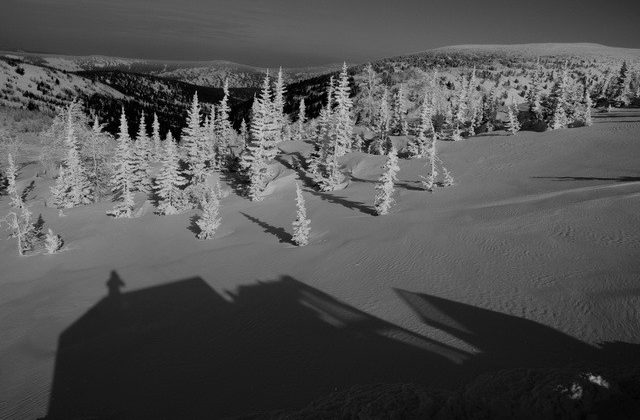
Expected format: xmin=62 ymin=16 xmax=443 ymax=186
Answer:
xmin=455 ymin=75 xmax=469 ymax=127
xmin=1 ymin=204 xmax=37 ymax=256
xmin=295 ymin=98 xmax=306 ymax=141
xmin=421 ymin=133 xmax=438 ymax=191
xmin=550 ymin=63 xmax=570 ymax=129
xmin=408 ymin=92 xmax=434 ymax=158
xmin=355 ymin=63 xmax=381 ymax=127
xmin=196 ymin=183 xmax=221 ymax=239
xmin=206 ymin=105 xmax=218 ymax=169
xmin=239 ymin=118 xmax=249 ymax=149
xmin=527 ymin=60 xmax=543 ymax=117
xmin=181 ymin=92 xmax=207 ymax=184
xmin=240 ymin=96 xmax=271 ymax=201
xmin=292 ymin=182 xmax=310 ymax=246
xmin=583 ymin=88 xmax=593 ymax=126
xmin=333 ymin=62 xmax=353 ymax=156
xmin=6 ymin=152 xmax=21 ymax=208
xmin=391 ymin=84 xmax=408 ymax=135
xmin=151 ymin=112 xmax=162 ymax=160
xmin=44 ymin=228 xmax=64 ymax=254
xmin=370 ymin=88 xmax=391 ymax=155
xmin=50 ymin=104 xmax=92 ymax=208
xmin=133 ymin=111 xmax=152 ymax=192
xmin=256 ymin=72 xmax=280 ymax=162
xmin=374 ymin=146 xmax=400 ymax=215
xmin=217 ymin=79 xmax=233 ymax=159
xmin=107 ymin=108 xmax=135 ymax=218
xmin=505 ymin=101 xmax=521 ymax=135
xmin=85 ymin=116 xmax=111 ymax=202
xmin=551 ymin=101 xmax=569 ymax=130
xmin=155 ymin=131 xmax=188 ymax=215
xmin=272 ymin=67 xmax=287 ymax=133
xmin=442 ymin=167 xmax=455 ymax=187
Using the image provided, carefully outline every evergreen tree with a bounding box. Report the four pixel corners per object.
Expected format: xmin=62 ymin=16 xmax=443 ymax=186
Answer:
xmin=155 ymin=131 xmax=188 ymax=215
xmin=239 ymin=118 xmax=249 ymax=149
xmin=107 ymin=108 xmax=135 ymax=218
xmin=44 ymin=228 xmax=63 ymax=254
xmin=50 ymin=103 xmax=92 ymax=208
xmin=374 ymin=146 xmax=399 ymax=215
xmin=217 ymin=80 xmax=233 ymax=159
xmin=371 ymin=87 xmax=391 ymax=155
xmin=408 ymin=91 xmax=433 ymax=158
xmin=292 ymin=182 xmax=310 ymax=246
xmin=133 ymin=111 xmax=151 ymax=192
xmin=392 ymin=84 xmax=408 ymax=135
xmin=181 ymin=92 xmax=207 ymax=184
xmin=257 ymin=73 xmax=279 ymax=162
xmin=1 ymin=204 xmax=36 ymax=255
xmin=583 ymin=88 xmax=593 ymax=126
xmin=86 ymin=115 xmax=111 ymax=202
xmin=196 ymin=183 xmax=221 ymax=239
xmin=295 ymin=98 xmax=306 ymax=141
xmin=421 ymin=133 xmax=438 ymax=191
xmin=151 ymin=112 xmax=161 ymax=160
xmin=6 ymin=152 xmax=21 ymax=208
xmin=333 ymin=62 xmax=353 ymax=156
xmin=506 ymin=101 xmax=521 ymax=135
xmin=240 ymin=95 xmax=271 ymax=201
xmin=272 ymin=67 xmax=287 ymax=133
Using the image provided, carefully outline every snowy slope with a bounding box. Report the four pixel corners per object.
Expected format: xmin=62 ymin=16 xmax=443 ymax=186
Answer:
xmin=1 ymin=109 xmax=639 ymax=418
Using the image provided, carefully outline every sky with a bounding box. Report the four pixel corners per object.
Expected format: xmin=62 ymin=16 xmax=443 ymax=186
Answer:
xmin=1 ymin=0 xmax=639 ymax=67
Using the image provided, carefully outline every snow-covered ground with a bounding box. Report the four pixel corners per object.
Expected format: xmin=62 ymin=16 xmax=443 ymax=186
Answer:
xmin=1 ymin=110 xmax=640 ymax=418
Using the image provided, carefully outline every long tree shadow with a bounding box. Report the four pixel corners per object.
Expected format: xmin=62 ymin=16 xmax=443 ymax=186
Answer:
xmin=306 ymin=188 xmax=377 ymax=216
xmin=533 ymin=176 xmax=640 ymax=183
xmin=275 ymin=152 xmax=316 ymax=189
xmin=240 ymin=211 xmax=293 ymax=244
xmin=45 ymin=273 xmax=465 ymax=419
xmin=350 ymin=175 xmax=424 ymax=192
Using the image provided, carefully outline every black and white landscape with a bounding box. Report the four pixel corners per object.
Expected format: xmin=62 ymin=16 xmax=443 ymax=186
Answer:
xmin=1 ymin=1 xmax=640 ymax=419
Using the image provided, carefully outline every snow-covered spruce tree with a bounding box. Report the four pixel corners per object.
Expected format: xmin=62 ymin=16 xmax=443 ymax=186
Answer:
xmin=582 ymin=87 xmax=593 ymax=126
xmin=50 ymin=104 xmax=92 ymax=208
xmin=6 ymin=152 xmax=21 ymax=208
xmin=295 ymin=98 xmax=306 ymax=141
xmin=133 ymin=111 xmax=152 ymax=193
xmin=550 ymin=64 xmax=570 ymax=130
xmin=292 ymin=182 xmax=310 ymax=246
xmin=374 ymin=146 xmax=400 ymax=215
xmin=317 ymin=138 xmax=344 ymax=192
xmin=355 ymin=62 xmax=381 ymax=127
xmin=182 ymin=92 xmax=207 ymax=184
xmin=370 ymin=87 xmax=391 ymax=155
xmin=256 ymin=72 xmax=280 ymax=162
xmin=196 ymin=183 xmax=221 ymax=239
xmin=240 ymin=95 xmax=271 ymax=201
xmin=506 ymin=101 xmax=521 ymax=135
xmin=408 ymin=92 xmax=433 ymax=158
xmin=44 ymin=228 xmax=63 ymax=254
xmin=217 ymin=79 xmax=233 ymax=161
xmin=272 ymin=67 xmax=287 ymax=134
xmin=155 ymin=131 xmax=188 ymax=215
xmin=391 ymin=84 xmax=408 ymax=135
xmin=151 ymin=112 xmax=162 ymax=160
xmin=1 ymin=204 xmax=37 ymax=256
xmin=86 ymin=116 xmax=111 ymax=202
xmin=239 ymin=118 xmax=249 ymax=149
xmin=107 ymin=108 xmax=135 ymax=218
xmin=551 ymin=100 xmax=569 ymax=130
xmin=421 ymin=133 xmax=438 ymax=191
xmin=333 ymin=62 xmax=353 ymax=156
xmin=205 ymin=104 xmax=219 ymax=169
xmin=527 ymin=60 xmax=543 ymax=118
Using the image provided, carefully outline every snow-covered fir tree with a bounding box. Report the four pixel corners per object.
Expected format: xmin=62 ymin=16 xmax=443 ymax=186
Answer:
xmin=206 ymin=105 xmax=218 ymax=169
xmin=155 ymin=131 xmax=188 ymax=215
xmin=256 ymin=72 xmax=279 ymax=162
xmin=196 ymin=183 xmax=221 ymax=239
xmin=408 ymin=92 xmax=434 ymax=158
xmin=370 ymin=87 xmax=391 ymax=155
xmin=583 ymin=87 xmax=593 ymax=126
xmin=421 ymin=133 xmax=438 ymax=191
xmin=6 ymin=152 xmax=21 ymax=208
xmin=107 ymin=108 xmax=135 ymax=218
xmin=1 ymin=205 xmax=34 ymax=255
xmin=527 ymin=60 xmax=543 ymax=117
xmin=44 ymin=228 xmax=63 ymax=254
xmin=85 ymin=116 xmax=111 ymax=202
xmin=295 ymin=98 xmax=306 ymax=141
xmin=181 ymin=92 xmax=207 ymax=184
xmin=50 ymin=103 xmax=92 ymax=208
xmin=239 ymin=118 xmax=249 ymax=149
xmin=333 ymin=62 xmax=353 ymax=156
xmin=391 ymin=84 xmax=408 ymax=135
xmin=133 ymin=111 xmax=152 ymax=193
xmin=506 ymin=101 xmax=521 ymax=135
xmin=151 ymin=112 xmax=162 ymax=160
xmin=355 ymin=62 xmax=381 ymax=127
xmin=240 ymin=93 xmax=272 ymax=201
xmin=374 ymin=146 xmax=400 ymax=215
xmin=272 ymin=67 xmax=287 ymax=134
xmin=292 ymin=182 xmax=310 ymax=246
xmin=217 ymin=79 xmax=233 ymax=160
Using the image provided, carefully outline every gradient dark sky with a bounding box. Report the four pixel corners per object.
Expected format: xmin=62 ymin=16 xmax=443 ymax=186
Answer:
xmin=1 ymin=0 xmax=639 ymax=66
